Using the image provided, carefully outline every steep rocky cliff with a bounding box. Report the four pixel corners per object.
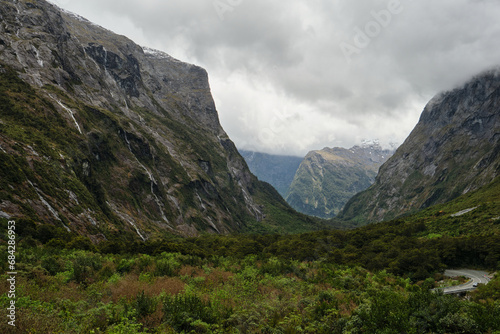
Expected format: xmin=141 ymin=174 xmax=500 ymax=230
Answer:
xmin=286 ymin=143 xmax=393 ymax=218
xmin=0 ymin=0 xmax=318 ymax=240
xmin=340 ymin=69 xmax=500 ymax=224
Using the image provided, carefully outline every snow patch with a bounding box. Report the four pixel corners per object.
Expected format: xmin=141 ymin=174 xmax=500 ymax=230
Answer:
xmin=48 ymin=1 xmax=107 ymax=31
xmin=361 ymin=139 xmax=380 ymax=147
xmin=142 ymin=46 xmax=175 ymax=60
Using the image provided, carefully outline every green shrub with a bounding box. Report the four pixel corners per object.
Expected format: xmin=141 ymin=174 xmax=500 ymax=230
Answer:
xmin=154 ymin=258 xmax=178 ymax=277
xmin=117 ymin=258 xmax=135 ymax=274
xmin=98 ymin=263 xmax=116 ymax=281
xmin=37 ymin=225 xmax=56 ymax=243
xmin=72 ymin=252 xmax=103 ymax=284
xmin=45 ymin=238 xmax=67 ymax=248
xmin=41 ymin=255 xmax=63 ymax=276
xmin=162 ymin=294 xmax=220 ymax=332
xmin=67 ymin=236 xmax=97 ymax=252
xmin=98 ymin=240 xmax=126 ymax=254
xmin=136 ymin=254 xmax=153 ymax=272
xmin=106 ymin=317 xmax=147 ymax=334
xmin=135 ymin=291 xmax=157 ymax=319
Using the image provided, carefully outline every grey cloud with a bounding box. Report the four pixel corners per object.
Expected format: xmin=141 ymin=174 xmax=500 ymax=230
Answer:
xmin=55 ymin=0 xmax=500 ymax=155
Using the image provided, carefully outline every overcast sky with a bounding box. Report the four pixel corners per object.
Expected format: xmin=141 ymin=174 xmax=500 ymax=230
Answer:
xmin=50 ymin=0 xmax=500 ymax=156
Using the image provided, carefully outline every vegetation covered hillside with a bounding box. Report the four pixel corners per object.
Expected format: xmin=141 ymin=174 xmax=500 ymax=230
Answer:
xmin=286 ymin=144 xmax=393 ymax=218
xmin=0 ymin=0 xmax=322 ymax=238
xmin=340 ymin=69 xmax=500 ymax=225
xmin=2 ymin=175 xmax=500 ymax=332
xmin=1 ymin=209 xmax=499 ymax=333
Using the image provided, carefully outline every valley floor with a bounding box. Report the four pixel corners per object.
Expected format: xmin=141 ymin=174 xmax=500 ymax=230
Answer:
xmin=0 ymin=241 xmax=499 ymax=333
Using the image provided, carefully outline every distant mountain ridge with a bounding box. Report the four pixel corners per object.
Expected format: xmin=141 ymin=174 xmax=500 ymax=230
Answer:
xmin=239 ymin=150 xmax=303 ymax=197
xmin=340 ymin=68 xmax=500 ymax=224
xmin=285 ymin=142 xmax=394 ymax=218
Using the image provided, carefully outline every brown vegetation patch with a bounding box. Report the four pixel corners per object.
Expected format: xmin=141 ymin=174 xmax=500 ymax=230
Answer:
xmin=106 ymin=274 xmax=185 ymax=303
xmin=257 ymin=285 xmax=281 ymax=299
xmin=107 ymin=274 xmax=148 ymax=303
xmin=148 ymin=276 xmax=185 ymax=296
xmin=338 ymin=299 xmax=357 ymax=317
xmin=11 ymin=276 xmax=88 ymax=305
xmin=178 ymin=265 xmax=205 ymax=277
xmin=37 ymin=281 xmax=88 ymax=304
xmin=141 ymin=306 xmax=164 ymax=330
xmin=1 ymin=309 xmax=67 ymax=334
xmin=204 ymin=268 xmax=234 ymax=287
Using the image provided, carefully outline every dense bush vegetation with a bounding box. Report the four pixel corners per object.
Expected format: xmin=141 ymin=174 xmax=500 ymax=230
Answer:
xmin=0 ymin=244 xmax=498 ymax=333
xmin=1 ymin=217 xmax=499 ymax=333
xmin=5 ymin=215 xmax=499 ymax=280
xmin=1 ymin=173 xmax=500 ymax=333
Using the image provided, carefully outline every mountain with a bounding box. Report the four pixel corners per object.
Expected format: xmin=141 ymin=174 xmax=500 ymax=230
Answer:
xmin=239 ymin=150 xmax=303 ymax=197
xmin=401 ymin=172 xmax=500 ymax=237
xmin=285 ymin=142 xmax=393 ymax=218
xmin=340 ymin=69 xmax=500 ymax=224
xmin=0 ymin=0 xmax=320 ymax=240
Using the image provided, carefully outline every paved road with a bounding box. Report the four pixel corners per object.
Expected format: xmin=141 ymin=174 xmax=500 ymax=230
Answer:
xmin=440 ymin=269 xmax=491 ymax=294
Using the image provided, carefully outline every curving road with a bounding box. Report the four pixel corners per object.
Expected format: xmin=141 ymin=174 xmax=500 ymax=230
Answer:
xmin=440 ymin=269 xmax=491 ymax=294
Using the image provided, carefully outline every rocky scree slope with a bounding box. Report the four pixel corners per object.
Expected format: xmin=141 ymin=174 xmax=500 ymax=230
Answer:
xmin=286 ymin=143 xmax=393 ymax=218
xmin=340 ymin=69 xmax=500 ymax=224
xmin=0 ymin=0 xmax=317 ymax=240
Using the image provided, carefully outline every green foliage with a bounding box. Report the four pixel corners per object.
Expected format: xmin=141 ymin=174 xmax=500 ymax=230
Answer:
xmin=106 ymin=318 xmax=147 ymax=334
xmin=67 ymin=236 xmax=97 ymax=251
xmin=406 ymin=176 xmax=500 ymax=238
xmin=349 ymin=288 xmax=498 ymax=334
xmin=117 ymin=258 xmax=135 ymax=274
xmin=71 ymin=252 xmax=103 ymax=284
xmin=1 ymin=241 xmax=499 ymax=333
xmin=473 ymin=274 xmax=500 ymax=301
xmin=135 ymin=291 xmax=157 ymax=319
xmin=41 ymin=255 xmax=64 ymax=275
xmin=162 ymin=293 xmax=224 ymax=332
xmin=155 ymin=258 xmax=178 ymax=277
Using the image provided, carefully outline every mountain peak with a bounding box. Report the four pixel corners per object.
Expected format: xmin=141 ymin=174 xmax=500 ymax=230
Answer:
xmin=142 ymin=46 xmax=177 ymax=61
xmin=340 ymin=68 xmax=500 ymax=224
xmin=286 ymin=144 xmax=394 ymax=218
xmin=0 ymin=0 xmax=319 ymax=238
xmin=360 ymin=139 xmax=381 ymax=149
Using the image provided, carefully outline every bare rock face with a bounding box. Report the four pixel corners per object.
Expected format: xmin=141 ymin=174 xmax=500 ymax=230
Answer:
xmin=0 ymin=0 xmax=315 ymax=239
xmin=340 ymin=70 xmax=500 ymax=224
